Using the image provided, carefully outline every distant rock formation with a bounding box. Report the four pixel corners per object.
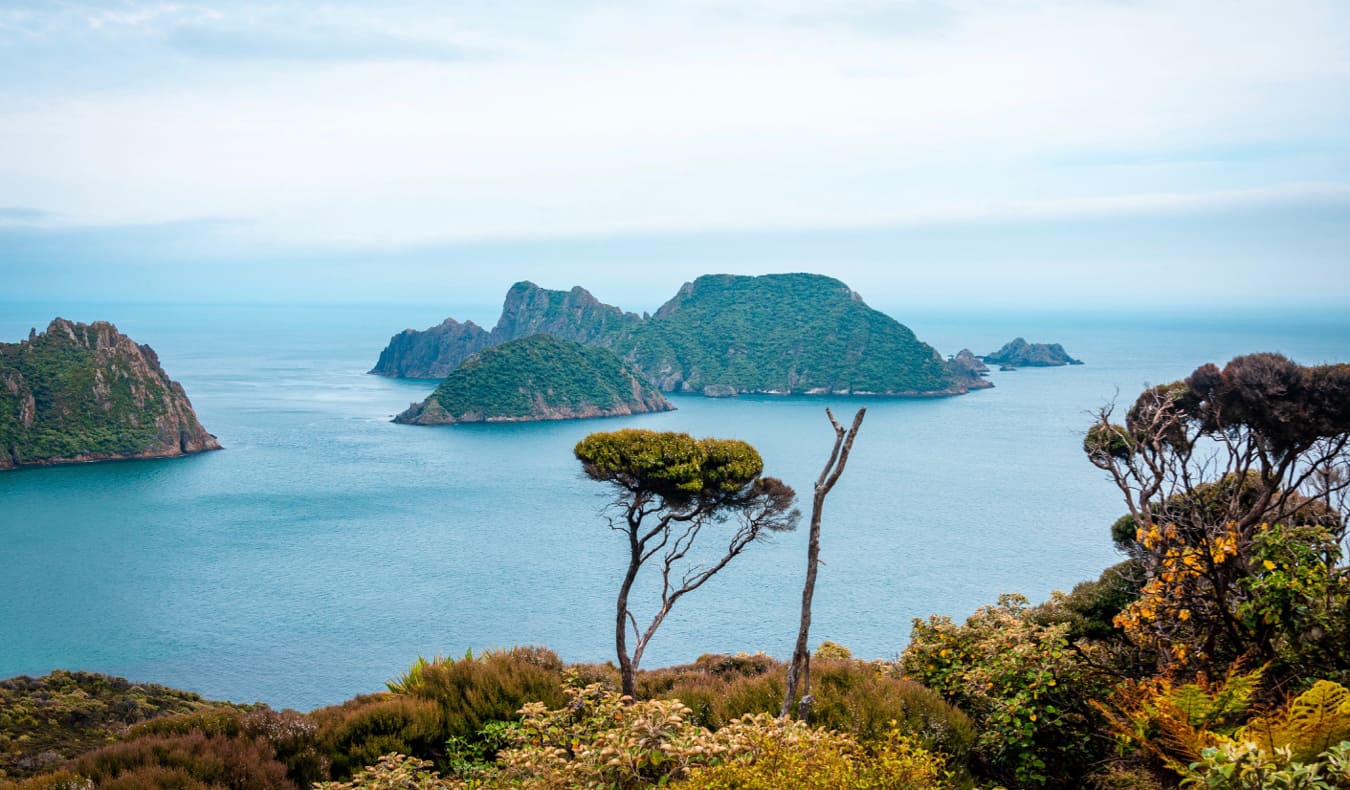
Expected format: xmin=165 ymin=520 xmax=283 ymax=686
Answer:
xmin=948 ymin=349 xmax=994 ymax=390
xmin=371 ymin=282 xmax=641 ymax=378
xmin=375 ymin=273 xmax=982 ymax=397
xmin=0 ymin=319 xmax=221 ymax=470
xmin=982 ymin=338 xmax=1083 ymax=367
xmin=394 ymin=334 xmax=673 ymax=425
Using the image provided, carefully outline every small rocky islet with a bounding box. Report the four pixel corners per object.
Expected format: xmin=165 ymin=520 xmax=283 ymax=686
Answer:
xmin=0 ymin=318 xmax=219 ymax=470
xmin=980 ymin=337 xmax=1083 ymax=368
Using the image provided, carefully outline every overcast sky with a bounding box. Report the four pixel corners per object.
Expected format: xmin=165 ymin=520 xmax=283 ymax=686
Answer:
xmin=1 ymin=0 xmax=1348 ymax=310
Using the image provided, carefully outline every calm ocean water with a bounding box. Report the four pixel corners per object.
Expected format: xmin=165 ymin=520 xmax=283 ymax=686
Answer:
xmin=2 ymin=301 xmax=1348 ymax=710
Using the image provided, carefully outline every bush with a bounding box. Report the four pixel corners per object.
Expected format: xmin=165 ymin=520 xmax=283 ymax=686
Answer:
xmin=635 ymin=653 xmax=975 ymax=767
xmin=681 ymin=722 xmax=951 ymax=790
xmin=902 ymin=593 xmax=1109 ymax=788
xmin=310 ymin=695 xmax=444 ymax=779
xmin=386 ymin=647 xmax=565 ymax=742
xmin=64 ymin=731 xmax=293 ymax=789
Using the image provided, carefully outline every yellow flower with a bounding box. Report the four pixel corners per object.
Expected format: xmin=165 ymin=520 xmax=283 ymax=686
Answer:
xmin=1264 ymin=559 xmax=1276 ymax=571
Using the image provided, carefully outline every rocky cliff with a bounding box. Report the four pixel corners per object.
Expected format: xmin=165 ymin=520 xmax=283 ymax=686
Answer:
xmin=394 ymin=334 xmax=672 ymax=425
xmin=370 ymin=282 xmax=641 ymax=378
xmin=982 ymin=338 xmax=1083 ymax=367
xmin=0 ymin=319 xmax=221 ymax=469
xmin=374 ymin=274 xmax=982 ymax=397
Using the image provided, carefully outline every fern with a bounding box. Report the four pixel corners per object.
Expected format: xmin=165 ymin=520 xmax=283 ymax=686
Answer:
xmin=1238 ymin=681 xmax=1350 ymax=763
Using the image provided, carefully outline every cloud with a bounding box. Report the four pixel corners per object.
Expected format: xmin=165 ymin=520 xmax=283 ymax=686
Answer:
xmin=165 ymin=23 xmax=484 ymax=64
xmin=0 ymin=0 xmax=1348 ymax=246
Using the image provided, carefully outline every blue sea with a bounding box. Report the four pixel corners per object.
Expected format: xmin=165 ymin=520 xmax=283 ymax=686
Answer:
xmin=2 ymin=301 xmax=1348 ymax=711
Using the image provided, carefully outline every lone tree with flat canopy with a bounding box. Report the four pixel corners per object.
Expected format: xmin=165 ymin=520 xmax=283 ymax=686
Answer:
xmin=575 ymin=429 xmax=799 ymax=699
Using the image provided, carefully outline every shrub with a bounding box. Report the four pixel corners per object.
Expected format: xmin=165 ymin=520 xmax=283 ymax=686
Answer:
xmin=635 ymin=653 xmax=975 ymax=767
xmin=1182 ymin=739 xmax=1350 ymax=788
xmin=386 ymin=647 xmax=565 ymax=742
xmin=902 ymin=593 xmax=1109 ymax=788
xmin=314 ymin=753 xmax=454 ymax=790
xmin=681 ymin=721 xmax=951 ymax=790
xmin=64 ymin=731 xmax=293 ymax=789
xmin=310 ymin=695 xmax=444 ymax=778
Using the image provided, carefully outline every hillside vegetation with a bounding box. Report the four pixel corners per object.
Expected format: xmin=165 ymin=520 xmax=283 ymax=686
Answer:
xmin=0 ymin=319 xmax=219 ymax=469
xmin=394 ymin=335 xmax=672 ymax=424
xmin=615 ymin=273 xmax=959 ymax=395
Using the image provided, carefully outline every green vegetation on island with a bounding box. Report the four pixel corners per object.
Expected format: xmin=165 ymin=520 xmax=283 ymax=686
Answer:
xmin=394 ymin=334 xmax=672 ymax=425
xmin=373 ymin=273 xmax=989 ymax=397
xmin=613 ymin=273 xmax=962 ymax=395
xmin=0 ymin=319 xmax=220 ymax=469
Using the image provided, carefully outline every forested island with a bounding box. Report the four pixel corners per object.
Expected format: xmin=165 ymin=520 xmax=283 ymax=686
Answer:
xmin=374 ymin=273 xmax=992 ymax=397
xmin=394 ymin=335 xmax=672 ymax=425
xmin=4 ymin=353 xmax=1349 ymax=790
xmin=0 ymin=319 xmax=219 ymax=470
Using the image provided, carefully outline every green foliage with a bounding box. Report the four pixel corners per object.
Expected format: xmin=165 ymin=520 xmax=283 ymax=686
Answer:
xmin=679 ymin=722 xmax=953 ymax=790
xmin=1182 ymin=740 xmax=1350 ymax=789
xmin=1238 ymin=681 xmax=1350 ymax=764
xmin=422 ymin=334 xmax=665 ymax=421
xmin=574 ymin=430 xmax=764 ymax=500
xmin=814 ymin=640 xmax=854 ymax=661
xmin=611 ymin=273 xmax=959 ymax=395
xmin=635 ymin=654 xmax=976 ymax=769
xmin=314 ymin=753 xmax=454 ymax=790
xmin=0 ymin=671 xmax=245 ymax=780
xmin=384 ymin=647 xmax=565 ymax=747
xmin=1094 ymin=666 xmax=1266 ymax=776
xmin=902 ymin=594 xmax=1109 ymax=788
xmin=0 ymin=323 xmax=177 ymax=464
xmin=310 ymin=695 xmax=446 ymax=779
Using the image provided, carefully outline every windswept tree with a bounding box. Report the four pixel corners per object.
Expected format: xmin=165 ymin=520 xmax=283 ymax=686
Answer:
xmin=575 ymin=429 xmax=799 ymax=699
xmin=1084 ymin=353 xmax=1350 ymax=677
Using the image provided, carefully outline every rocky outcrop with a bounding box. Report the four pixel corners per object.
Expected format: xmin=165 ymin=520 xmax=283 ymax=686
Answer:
xmin=948 ymin=349 xmax=994 ymax=390
xmin=0 ymin=319 xmax=221 ymax=470
xmin=370 ymin=317 xmax=494 ymax=380
xmin=982 ymin=338 xmax=1083 ymax=367
xmin=395 ymin=334 xmax=672 ymax=425
xmin=374 ymin=274 xmax=982 ymax=397
xmin=370 ymin=282 xmax=641 ymax=378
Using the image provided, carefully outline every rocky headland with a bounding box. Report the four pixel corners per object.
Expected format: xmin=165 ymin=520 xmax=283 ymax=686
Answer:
xmin=371 ymin=282 xmax=642 ymax=379
xmin=375 ymin=273 xmax=986 ymax=397
xmin=0 ymin=319 xmax=220 ymax=470
xmin=981 ymin=338 xmax=1083 ymax=367
xmin=394 ymin=334 xmax=672 ymax=425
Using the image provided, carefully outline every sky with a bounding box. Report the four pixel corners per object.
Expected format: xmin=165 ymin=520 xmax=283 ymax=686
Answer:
xmin=1 ymin=0 xmax=1348 ymax=311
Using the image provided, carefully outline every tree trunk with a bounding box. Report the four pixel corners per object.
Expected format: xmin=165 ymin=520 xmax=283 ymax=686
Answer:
xmin=617 ymin=538 xmax=642 ymax=700
xmin=781 ymin=408 xmax=864 ymax=719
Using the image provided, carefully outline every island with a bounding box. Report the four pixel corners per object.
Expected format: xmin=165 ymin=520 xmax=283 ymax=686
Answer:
xmin=393 ymin=334 xmax=673 ymax=425
xmin=371 ymin=282 xmax=641 ymax=379
xmin=0 ymin=319 xmax=220 ymax=470
xmin=981 ymin=337 xmax=1083 ymax=367
xmin=375 ymin=273 xmax=992 ymax=397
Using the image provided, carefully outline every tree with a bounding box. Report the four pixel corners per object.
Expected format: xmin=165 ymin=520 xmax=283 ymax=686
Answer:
xmin=574 ymin=429 xmax=799 ymax=699
xmin=781 ymin=407 xmax=865 ymax=721
xmin=1084 ymin=353 xmax=1350 ymax=677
